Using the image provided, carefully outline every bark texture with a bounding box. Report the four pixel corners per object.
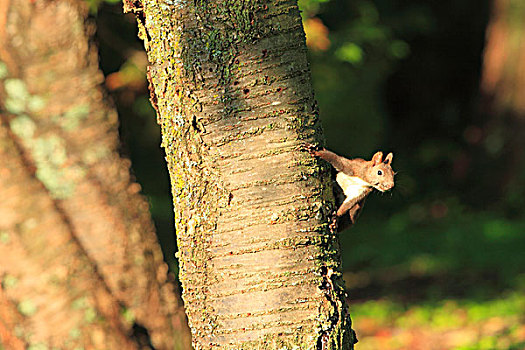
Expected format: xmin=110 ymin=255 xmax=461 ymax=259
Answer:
xmin=124 ymin=0 xmax=355 ymax=348
xmin=0 ymin=0 xmax=190 ymax=349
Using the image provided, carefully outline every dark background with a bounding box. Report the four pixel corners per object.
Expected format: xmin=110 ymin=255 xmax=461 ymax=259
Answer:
xmin=94 ymin=0 xmax=525 ymax=347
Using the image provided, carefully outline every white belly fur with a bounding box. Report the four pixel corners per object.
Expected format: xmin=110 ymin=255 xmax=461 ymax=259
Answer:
xmin=336 ymin=172 xmax=371 ymax=201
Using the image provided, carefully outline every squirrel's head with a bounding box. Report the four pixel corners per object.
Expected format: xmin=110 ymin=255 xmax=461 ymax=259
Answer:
xmin=366 ymin=151 xmax=395 ymax=192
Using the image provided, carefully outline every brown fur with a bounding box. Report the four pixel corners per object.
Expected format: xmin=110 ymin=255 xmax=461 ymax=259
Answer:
xmin=305 ymin=144 xmax=395 ymax=232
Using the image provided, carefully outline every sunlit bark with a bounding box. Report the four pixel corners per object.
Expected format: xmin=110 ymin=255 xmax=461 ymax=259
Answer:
xmin=125 ymin=0 xmax=357 ymax=348
xmin=0 ymin=0 xmax=191 ymax=348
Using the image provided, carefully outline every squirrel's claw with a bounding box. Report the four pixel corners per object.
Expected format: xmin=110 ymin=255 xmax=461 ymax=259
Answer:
xmin=302 ymin=143 xmax=321 ymax=156
xmin=329 ymin=211 xmax=338 ymax=233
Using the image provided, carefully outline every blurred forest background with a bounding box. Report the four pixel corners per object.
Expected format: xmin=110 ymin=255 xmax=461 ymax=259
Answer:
xmin=92 ymin=0 xmax=524 ymax=348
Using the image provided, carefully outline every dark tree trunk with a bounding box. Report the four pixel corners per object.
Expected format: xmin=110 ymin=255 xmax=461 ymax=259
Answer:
xmin=480 ymin=0 xmax=525 ymax=203
xmin=481 ymin=0 xmax=525 ymax=115
xmin=0 ymin=0 xmax=191 ymax=348
xmin=125 ymin=0 xmax=356 ymax=348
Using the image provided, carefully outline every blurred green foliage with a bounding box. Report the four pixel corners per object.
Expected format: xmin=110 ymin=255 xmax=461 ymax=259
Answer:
xmin=93 ymin=0 xmax=525 ymax=346
xmin=86 ymin=0 xmax=120 ymax=14
xmin=353 ymin=290 xmax=525 ymax=348
xmin=301 ymin=0 xmax=525 ymax=298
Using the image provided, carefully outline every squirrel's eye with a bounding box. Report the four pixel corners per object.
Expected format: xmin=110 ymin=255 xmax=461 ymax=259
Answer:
xmin=377 ymin=170 xmax=383 ymax=176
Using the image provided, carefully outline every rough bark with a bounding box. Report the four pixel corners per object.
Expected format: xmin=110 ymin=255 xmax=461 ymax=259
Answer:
xmin=124 ymin=0 xmax=356 ymax=348
xmin=0 ymin=0 xmax=190 ymax=348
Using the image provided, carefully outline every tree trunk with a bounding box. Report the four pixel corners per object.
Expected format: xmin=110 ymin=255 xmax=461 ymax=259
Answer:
xmin=0 ymin=0 xmax=190 ymax=348
xmin=124 ymin=0 xmax=356 ymax=348
xmin=480 ymin=0 xmax=525 ymax=201
xmin=481 ymin=0 xmax=525 ymax=115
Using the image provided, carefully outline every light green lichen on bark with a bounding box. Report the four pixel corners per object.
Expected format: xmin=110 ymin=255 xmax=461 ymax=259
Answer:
xmin=3 ymin=78 xmax=46 ymax=114
xmin=4 ymin=79 xmax=29 ymax=114
xmin=52 ymin=103 xmax=90 ymax=131
xmin=9 ymin=114 xmax=36 ymax=138
xmin=9 ymin=113 xmax=86 ymax=199
xmin=3 ymin=80 xmax=81 ymax=197
xmin=0 ymin=231 xmax=10 ymax=244
xmin=26 ymin=344 xmax=49 ymax=350
xmin=0 ymin=61 xmax=8 ymax=79
xmin=2 ymin=274 xmax=18 ymax=289
xmin=17 ymin=299 xmax=37 ymax=316
xmin=32 ymin=135 xmax=84 ymax=199
xmin=84 ymin=308 xmax=97 ymax=323
xmin=70 ymin=297 xmax=98 ymax=325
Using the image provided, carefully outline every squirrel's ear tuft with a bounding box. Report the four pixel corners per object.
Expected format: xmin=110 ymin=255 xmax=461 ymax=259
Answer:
xmin=384 ymin=152 xmax=393 ymax=165
xmin=371 ymin=151 xmax=383 ymax=165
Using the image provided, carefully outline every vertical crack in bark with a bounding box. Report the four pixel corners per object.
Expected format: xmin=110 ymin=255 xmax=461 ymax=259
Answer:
xmin=317 ymin=265 xmax=339 ymax=350
xmin=316 ymin=263 xmax=357 ymax=349
xmin=146 ymin=67 xmax=160 ymax=114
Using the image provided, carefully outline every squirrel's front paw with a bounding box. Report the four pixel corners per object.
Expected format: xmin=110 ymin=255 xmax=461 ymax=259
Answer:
xmin=303 ymin=143 xmax=321 ymax=156
xmin=329 ymin=211 xmax=338 ymax=233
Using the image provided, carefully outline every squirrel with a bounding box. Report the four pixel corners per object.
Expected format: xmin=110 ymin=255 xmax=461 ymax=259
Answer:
xmin=304 ymin=143 xmax=395 ymax=232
